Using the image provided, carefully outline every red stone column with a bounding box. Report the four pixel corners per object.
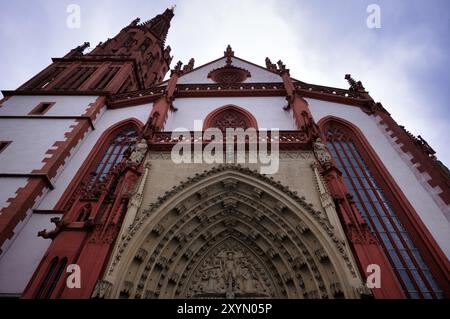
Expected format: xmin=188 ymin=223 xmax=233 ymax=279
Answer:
xmin=322 ymin=166 xmax=405 ymax=298
xmin=279 ymin=68 xmax=319 ymax=139
xmin=22 ymin=161 xmax=143 ymax=299
xmin=143 ymin=63 xmax=181 ymax=136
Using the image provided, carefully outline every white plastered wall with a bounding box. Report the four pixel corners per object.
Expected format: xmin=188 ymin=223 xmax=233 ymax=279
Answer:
xmin=164 ymin=96 xmax=296 ymax=131
xmin=307 ymin=98 xmax=450 ymax=259
xmin=0 ymin=178 xmax=28 ymax=213
xmin=0 ymin=95 xmax=152 ymax=295
xmin=0 ymin=211 xmax=59 ymax=296
xmin=177 ymin=57 xmax=282 ymax=84
xmin=0 ymin=118 xmax=75 ymax=173
xmin=0 ymin=95 xmax=98 ymax=116
xmin=0 ymin=96 xmax=100 ymax=213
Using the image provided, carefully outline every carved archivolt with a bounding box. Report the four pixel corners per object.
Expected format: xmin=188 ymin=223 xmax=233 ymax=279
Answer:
xmin=96 ymin=165 xmax=367 ymax=299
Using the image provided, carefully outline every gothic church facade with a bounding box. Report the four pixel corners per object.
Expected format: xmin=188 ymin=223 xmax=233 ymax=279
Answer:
xmin=0 ymin=8 xmax=448 ymax=299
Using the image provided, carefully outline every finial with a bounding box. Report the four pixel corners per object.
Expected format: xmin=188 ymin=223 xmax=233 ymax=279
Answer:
xmin=182 ymin=58 xmax=195 ymax=73
xmin=345 ymin=74 xmax=366 ymax=92
xmin=129 ymin=18 xmax=140 ymax=26
xmin=171 ymin=60 xmax=183 ymax=76
xmin=170 ymin=5 xmax=176 ymax=12
xmin=66 ymin=42 xmax=90 ymax=57
xmin=224 ymin=45 xmax=234 ymax=66
xmin=79 ymin=42 xmax=90 ymax=51
xmin=265 ymin=57 xmax=277 ymax=71
xmin=277 ymin=60 xmax=287 ymax=72
xmin=224 ymin=45 xmax=234 ymax=58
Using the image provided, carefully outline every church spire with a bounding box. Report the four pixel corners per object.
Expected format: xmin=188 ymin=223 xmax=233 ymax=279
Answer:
xmin=18 ymin=8 xmax=175 ymax=93
xmin=140 ymin=8 xmax=175 ymax=45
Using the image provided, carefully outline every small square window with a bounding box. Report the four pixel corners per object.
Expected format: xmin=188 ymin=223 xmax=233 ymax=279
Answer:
xmin=0 ymin=141 xmax=11 ymax=154
xmin=29 ymin=102 xmax=55 ymax=115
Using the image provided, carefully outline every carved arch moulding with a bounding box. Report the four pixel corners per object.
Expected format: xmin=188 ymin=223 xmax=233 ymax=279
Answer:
xmin=94 ymin=165 xmax=368 ymax=299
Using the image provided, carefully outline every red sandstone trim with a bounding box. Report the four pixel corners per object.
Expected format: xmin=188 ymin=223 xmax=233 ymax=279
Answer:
xmin=31 ymin=97 xmax=105 ymax=180
xmin=374 ymin=110 xmax=450 ymax=205
xmin=0 ymin=178 xmax=47 ymax=253
xmin=0 ymin=97 xmax=105 ymax=252
xmin=106 ymin=83 xmax=369 ymax=110
xmin=54 ymin=118 xmax=144 ymax=212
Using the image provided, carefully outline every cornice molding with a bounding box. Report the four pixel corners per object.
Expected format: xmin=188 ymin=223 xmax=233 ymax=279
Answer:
xmin=104 ymin=80 xmax=371 ymax=110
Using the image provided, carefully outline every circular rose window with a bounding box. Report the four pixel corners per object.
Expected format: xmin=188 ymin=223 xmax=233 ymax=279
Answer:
xmin=208 ymin=65 xmax=251 ymax=84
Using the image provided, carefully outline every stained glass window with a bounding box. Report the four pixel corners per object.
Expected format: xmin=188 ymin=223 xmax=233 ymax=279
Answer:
xmin=91 ymin=126 xmax=138 ymax=184
xmin=325 ymin=123 xmax=443 ymax=299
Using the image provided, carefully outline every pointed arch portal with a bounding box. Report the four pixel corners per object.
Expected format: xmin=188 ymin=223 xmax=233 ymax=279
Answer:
xmin=97 ymin=165 xmax=365 ymax=299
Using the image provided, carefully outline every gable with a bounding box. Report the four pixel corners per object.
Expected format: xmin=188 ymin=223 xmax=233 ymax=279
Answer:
xmin=177 ymin=56 xmax=283 ymax=84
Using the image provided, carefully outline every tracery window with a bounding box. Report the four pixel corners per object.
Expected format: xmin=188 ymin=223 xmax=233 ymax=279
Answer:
xmin=35 ymin=257 xmax=68 ymax=299
xmin=204 ymin=105 xmax=257 ymax=131
xmin=62 ymin=123 xmax=140 ymax=211
xmin=325 ymin=123 xmax=443 ymax=299
xmin=91 ymin=125 xmax=138 ymax=184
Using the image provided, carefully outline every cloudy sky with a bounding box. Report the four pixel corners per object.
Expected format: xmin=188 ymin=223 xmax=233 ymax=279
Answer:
xmin=1 ymin=0 xmax=449 ymax=165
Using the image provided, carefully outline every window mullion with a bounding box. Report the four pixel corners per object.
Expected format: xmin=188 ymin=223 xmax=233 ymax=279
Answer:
xmin=336 ymin=139 xmax=423 ymax=298
xmin=346 ymin=139 xmax=436 ymax=298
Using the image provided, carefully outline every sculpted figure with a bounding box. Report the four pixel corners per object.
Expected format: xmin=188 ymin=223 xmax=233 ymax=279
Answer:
xmin=313 ymin=138 xmax=332 ymax=167
xmin=129 ymin=139 xmax=148 ymax=164
xmin=238 ymin=259 xmax=258 ymax=293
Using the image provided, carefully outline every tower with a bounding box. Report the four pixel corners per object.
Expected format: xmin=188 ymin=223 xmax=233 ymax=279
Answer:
xmin=18 ymin=8 xmax=173 ymax=94
xmin=0 ymin=8 xmax=174 ymax=298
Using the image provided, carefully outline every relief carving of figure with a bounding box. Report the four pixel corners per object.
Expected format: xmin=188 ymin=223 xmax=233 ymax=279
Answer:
xmin=313 ymin=138 xmax=332 ymax=167
xmin=191 ymin=243 xmax=271 ymax=298
xmin=238 ymin=258 xmax=259 ymax=293
xmin=129 ymin=139 xmax=148 ymax=165
xmin=205 ymin=268 xmax=220 ymax=293
xmin=223 ymin=251 xmax=239 ymax=280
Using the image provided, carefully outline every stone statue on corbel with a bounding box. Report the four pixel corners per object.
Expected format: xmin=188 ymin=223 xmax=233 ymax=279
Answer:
xmin=313 ymin=138 xmax=333 ymax=169
xmin=128 ymin=139 xmax=148 ymax=165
